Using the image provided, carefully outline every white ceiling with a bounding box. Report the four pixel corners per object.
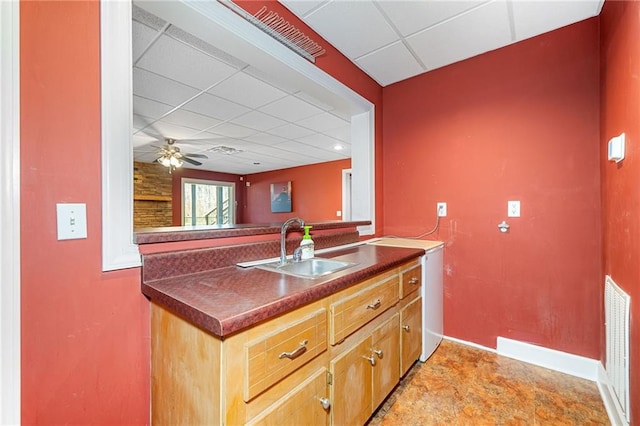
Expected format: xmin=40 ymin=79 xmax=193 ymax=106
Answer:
xmin=281 ymin=0 xmax=603 ymax=86
xmin=132 ymin=4 xmax=352 ymax=175
xmin=133 ymin=0 xmax=603 ymax=174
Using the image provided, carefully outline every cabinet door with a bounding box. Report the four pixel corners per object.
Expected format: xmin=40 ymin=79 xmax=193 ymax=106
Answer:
xmin=247 ymin=368 xmax=330 ymax=426
xmin=371 ymin=314 xmax=400 ymax=410
xmin=330 ymin=337 xmax=373 ymax=426
xmin=400 ymin=296 xmax=422 ymax=376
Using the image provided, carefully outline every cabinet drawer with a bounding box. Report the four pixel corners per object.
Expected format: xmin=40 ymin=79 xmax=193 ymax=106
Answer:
xmin=245 ymin=309 xmax=327 ymax=401
xmin=329 ymin=276 xmax=399 ymax=345
xmin=400 ymin=263 xmax=421 ymax=299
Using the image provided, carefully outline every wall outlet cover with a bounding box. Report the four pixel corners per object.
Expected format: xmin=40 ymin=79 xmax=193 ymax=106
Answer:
xmin=437 ymin=202 xmax=447 ymax=217
xmin=508 ymin=200 xmax=521 ymax=218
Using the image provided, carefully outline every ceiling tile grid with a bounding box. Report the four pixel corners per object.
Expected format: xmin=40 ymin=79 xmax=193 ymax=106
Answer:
xmin=132 ymin=4 xmax=353 ymax=174
xmin=281 ymin=0 xmax=603 ymax=87
xmin=132 ymin=0 xmax=602 ymax=175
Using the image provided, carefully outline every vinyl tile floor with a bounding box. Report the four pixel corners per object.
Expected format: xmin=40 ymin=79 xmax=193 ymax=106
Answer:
xmin=367 ymin=339 xmax=610 ymax=425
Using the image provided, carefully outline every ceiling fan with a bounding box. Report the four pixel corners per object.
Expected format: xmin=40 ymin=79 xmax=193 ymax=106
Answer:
xmin=155 ymin=138 xmax=208 ymax=173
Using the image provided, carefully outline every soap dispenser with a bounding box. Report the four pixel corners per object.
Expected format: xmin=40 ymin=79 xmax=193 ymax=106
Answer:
xmin=300 ymin=225 xmax=314 ymax=260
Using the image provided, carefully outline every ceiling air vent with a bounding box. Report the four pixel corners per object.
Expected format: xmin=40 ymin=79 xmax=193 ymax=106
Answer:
xmin=208 ymin=146 xmax=244 ymax=155
xmin=220 ymin=1 xmax=325 ymax=63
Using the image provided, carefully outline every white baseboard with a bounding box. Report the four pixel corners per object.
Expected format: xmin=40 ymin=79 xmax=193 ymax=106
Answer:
xmin=496 ymin=337 xmax=599 ymax=381
xmin=443 ymin=335 xmax=496 ymax=353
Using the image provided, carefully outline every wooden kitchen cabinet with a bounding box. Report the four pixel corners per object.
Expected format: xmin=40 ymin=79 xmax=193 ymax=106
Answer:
xmin=400 ymin=296 xmax=422 ymax=376
xmin=330 ymin=314 xmax=400 ymax=425
xmin=329 ymin=336 xmax=373 ymax=425
xmin=246 ymin=367 xmax=330 ymax=426
xmin=150 ymin=260 xmax=422 ymax=425
xmin=371 ymin=313 xmax=400 ymax=409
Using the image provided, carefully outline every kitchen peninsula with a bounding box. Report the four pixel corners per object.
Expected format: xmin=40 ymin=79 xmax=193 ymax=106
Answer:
xmin=138 ymin=221 xmax=426 ymax=424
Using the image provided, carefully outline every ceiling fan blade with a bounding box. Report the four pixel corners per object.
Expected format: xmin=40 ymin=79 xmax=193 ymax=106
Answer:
xmin=182 ymin=157 xmax=202 ymax=166
xmin=184 ymin=153 xmax=208 ymax=159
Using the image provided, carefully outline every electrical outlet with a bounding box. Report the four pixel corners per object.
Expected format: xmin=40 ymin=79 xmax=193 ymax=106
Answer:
xmin=437 ymin=202 xmax=447 ymax=217
xmin=508 ymin=200 xmax=520 ymax=217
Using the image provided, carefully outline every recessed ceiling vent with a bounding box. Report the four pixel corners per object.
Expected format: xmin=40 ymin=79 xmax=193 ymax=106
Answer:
xmin=208 ymin=146 xmax=244 ymax=155
xmin=220 ymin=1 xmax=325 ymax=62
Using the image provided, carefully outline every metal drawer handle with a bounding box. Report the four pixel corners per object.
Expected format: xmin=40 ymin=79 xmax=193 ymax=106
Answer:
xmin=373 ymin=349 xmax=383 ymax=359
xmin=408 ymin=277 xmax=419 ymax=285
xmin=363 ymin=355 xmax=376 ymax=366
xmin=366 ymin=299 xmax=381 ymax=310
xmin=279 ymin=339 xmax=308 ymax=360
xmin=319 ymin=397 xmax=331 ymax=410
xmin=402 ymin=325 xmax=410 ymax=332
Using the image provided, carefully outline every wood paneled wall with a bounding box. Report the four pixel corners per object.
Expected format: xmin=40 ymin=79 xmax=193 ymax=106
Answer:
xmin=134 ymin=161 xmax=173 ymax=229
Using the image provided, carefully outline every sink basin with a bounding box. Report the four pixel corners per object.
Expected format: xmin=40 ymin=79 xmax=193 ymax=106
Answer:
xmin=256 ymin=258 xmax=357 ymax=279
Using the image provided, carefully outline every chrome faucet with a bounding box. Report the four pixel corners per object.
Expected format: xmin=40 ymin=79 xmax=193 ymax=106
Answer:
xmin=280 ymin=217 xmax=304 ymax=265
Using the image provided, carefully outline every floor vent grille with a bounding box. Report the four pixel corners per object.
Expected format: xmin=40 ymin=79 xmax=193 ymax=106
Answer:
xmin=604 ymin=275 xmax=630 ymax=424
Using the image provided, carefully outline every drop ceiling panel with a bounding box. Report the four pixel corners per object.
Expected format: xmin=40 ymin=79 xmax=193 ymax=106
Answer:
xmin=406 ymin=0 xmax=512 ymax=71
xmin=297 ymin=132 xmax=343 ymax=149
xmin=207 ymin=72 xmax=288 ymax=109
xmin=281 ymin=0 xmax=602 ymax=88
xmin=230 ymin=111 xmax=288 ymax=132
xmin=275 ymin=140 xmax=343 ymax=161
xmin=356 ymin=41 xmax=424 ymax=86
xmin=133 ymin=96 xmax=174 ymax=120
xmin=267 ymin=123 xmax=316 ymax=140
xmin=159 ymin=109 xmax=222 ymax=132
xmin=303 ymin=1 xmax=399 ymax=58
xmin=133 ymin=114 xmax=154 ymax=132
xmin=207 ymin=122 xmax=258 ymax=139
xmin=182 ymin=93 xmax=250 ymax=121
xmin=375 ymin=1 xmax=485 ymax=37
xmin=258 ymin=95 xmax=325 ymax=122
xmin=245 ymin=132 xmax=289 ymax=146
xmin=296 ymin=112 xmax=350 ymax=133
xmin=137 ymin=34 xmax=238 ymax=90
xmin=279 ymin=0 xmax=326 ymax=17
xmin=133 ymin=67 xmax=199 ymax=107
xmin=511 ymin=1 xmax=602 ymax=41
xmin=143 ymin=120 xmax=202 ymax=141
xmin=323 ymin=125 xmax=350 ymax=142
xmin=132 ymin=21 xmax=159 ymax=62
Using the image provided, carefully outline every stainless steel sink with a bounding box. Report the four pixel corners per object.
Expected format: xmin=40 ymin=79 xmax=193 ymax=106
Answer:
xmin=256 ymin=258 xmax=357 ymax=279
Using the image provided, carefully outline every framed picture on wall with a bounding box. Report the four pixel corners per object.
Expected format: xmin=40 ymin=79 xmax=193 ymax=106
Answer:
xmin=270 ymin=181 xmax=292 ymax=213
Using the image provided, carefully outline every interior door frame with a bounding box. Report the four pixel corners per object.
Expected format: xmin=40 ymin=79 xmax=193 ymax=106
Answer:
xmin=0 ymin=0 xmax=21 ymax=423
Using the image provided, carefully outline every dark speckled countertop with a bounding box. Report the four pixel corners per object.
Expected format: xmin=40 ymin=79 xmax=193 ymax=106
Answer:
xmin=141 ymin=244 xmax=424 ymax=339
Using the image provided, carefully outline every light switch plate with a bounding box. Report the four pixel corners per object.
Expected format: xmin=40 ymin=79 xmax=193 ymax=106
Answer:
xmin=508 ymin=201 xmax=520 ymax=218
xmin=57 ymin=203 xmax=87 ymax=240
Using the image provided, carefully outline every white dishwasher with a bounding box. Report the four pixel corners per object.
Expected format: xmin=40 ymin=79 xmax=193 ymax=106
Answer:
xmin=367 ymin=238 xmax=444 ymax=362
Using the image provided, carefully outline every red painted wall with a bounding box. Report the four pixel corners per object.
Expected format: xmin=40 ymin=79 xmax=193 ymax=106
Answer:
xmin=171 ymin=168 xmax=245 ymax=225
xmin=20 ymin=2 xmax=149 ymax=423
xmin=600 ymin=1 xmax=640 ymax=422
xmin=383 ymin=20 xmax=602 ymax=358
xmin=18 ymin=1 xmax=378 ymax=423
xmin=244 ymin=159 xmax=351 ymax=223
